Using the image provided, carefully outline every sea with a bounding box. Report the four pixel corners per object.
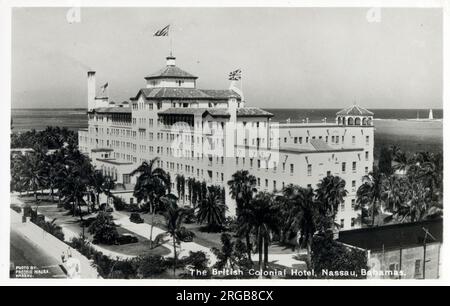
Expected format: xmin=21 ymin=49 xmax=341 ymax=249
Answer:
xmin=11 ymin=108 xmax=443 ymax=157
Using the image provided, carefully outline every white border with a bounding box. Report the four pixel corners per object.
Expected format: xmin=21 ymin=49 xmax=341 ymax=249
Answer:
xmin=1 ymin=0 xmax=448 ymax=286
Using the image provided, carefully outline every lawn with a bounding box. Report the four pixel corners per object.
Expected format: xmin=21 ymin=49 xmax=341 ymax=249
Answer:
xmin=117 ymin=210 xmax=296 ymax=255
xmin=17 ymin=195 xmax=170 ymax=257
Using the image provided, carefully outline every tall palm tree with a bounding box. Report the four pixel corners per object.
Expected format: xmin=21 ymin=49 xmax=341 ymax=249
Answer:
xmin=315 ymin=175 xmax=348 ymax=231
xmin=196 ymin=186 xmax=227 ymax=231
xmin=131 ymin=158 xmax=170 ymax=248
xmin=227 ymin=170 xmax=257 ymax=260
xmin=279 ymin=184 xmax=316 ymax=268
xmin=392 ymin=150 xmax=410 ymax=173
xmin=164 ymin=204 xmax=188 ymax=277
xmin=61 ymin=151 xmax=93 ymax=220
xmin=393 ymin=178 xmax=442 ymax=223
xmin=19 ymin=153 xmax=45 ymax=202
xmin=382 ymin=175 xmax=405 ymax=214
xmin=245 ymin=192 xmax=279 ymax=270
xmin=356 ymin=170 xmax=385 ymax=227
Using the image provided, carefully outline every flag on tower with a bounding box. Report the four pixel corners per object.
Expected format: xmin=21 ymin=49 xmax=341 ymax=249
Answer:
xmin=154 ymin=24 xmax=170 ymax=36
xmin=100 ymin=82 xmax=108 ymax=93
xmin=228 ymin=69 xmax=242 ymax=81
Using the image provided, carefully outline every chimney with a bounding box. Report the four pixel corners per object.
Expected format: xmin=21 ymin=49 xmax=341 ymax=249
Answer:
xmin=87 ymin=71 xmax=96 ymax=111
xmin=166 ymin=56 xmax=176 ymax=66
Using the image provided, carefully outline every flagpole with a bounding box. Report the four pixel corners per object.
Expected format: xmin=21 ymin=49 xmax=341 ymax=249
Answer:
xmin=170 ymin=24 xmax=173 ymax=56
xmin=240 ymin=69 xmax=244 ymax=103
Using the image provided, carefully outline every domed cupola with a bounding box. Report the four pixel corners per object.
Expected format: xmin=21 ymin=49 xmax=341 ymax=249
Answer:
xmin=336 ymin=104 xmax=374 ymax=126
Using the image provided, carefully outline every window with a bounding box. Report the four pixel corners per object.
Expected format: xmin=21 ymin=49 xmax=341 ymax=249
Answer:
xmin=342 ymin=162 xmax=346 ymax=173
xmin=265 ymin=179 xmax=268 ymax=188
xmin=414 ymin=260 xmax=422 ymax=278
xmin=365 ymin=151 xmax=369 ymax=161
xmin=290 ymin=164 xmax=294 ymax=174
xmin=307 ymin=164 xmax=312 ymax=176
xmin=352 ymin=180 xmax=356 ymax=188
xmin=294 ymin=137 xmax=298 ymax=144
xmin=352 ymin=136 xmax=356 ymax=144
xmin=326 ymin=170 xmax=331 ymax=176
xmin=130 ymin=198 xmax=134 ymax=205
xmin=273 ymin=180 xmax=277 ymax=191
xmin=284 ymin=137 xmax=287 ymax=143
xmin=282 ymin=162 xmax=286 ymax=172
xmin=365 ymin=167 xmax=369 ymax=174
xmin=340 ymin=219 xmax=345 ymax=228
xmin=299 ymin=137 xmax=303 ymax=144
xmin=352 ymin=161 xmax=357 ymax=172
xmin=366 ymin=135 xmax=370 ymax=145
xmin=351 ymin=218 xmax=355 ymax=227
xmin=257 ymin=178 xmax=261 ymax=186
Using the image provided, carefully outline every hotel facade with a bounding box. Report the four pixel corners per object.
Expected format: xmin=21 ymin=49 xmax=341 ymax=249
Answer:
xmin=78 ymin=56 xmax=375 ymax=230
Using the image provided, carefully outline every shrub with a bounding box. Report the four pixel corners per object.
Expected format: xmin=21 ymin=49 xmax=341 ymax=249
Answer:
xmin=127 ymin=204 xmax=142 ymax=213
xmin=179 ymin=251 xmax=211 ymax=279
xmin=138 ymin=255 xmax=167 ymax=278
xmin=177 ymin=227 xmax=195 ymax=242
xmin=11 ymin=205 xmax=22 ymax=213
xmin=129 ymin=213 xmax=144 ymax=224
xmin=181 ymin=251 xmax=209 ymax=271
xmin=99 ymin=203 xmax=114 ymax=212
xmin=117 ymin=234 xmax=139 ymax=245
xmin=88 ymin=211 xmax=119 ymax=245
xmin=182 ymin=207 xmax=196 ymax=224
xmin=70 ymin=237 xmax=96 ymax=259
xmin=113 ymin=196 xmax=126 ymax=211
xmin=311 ymin=235 xmax=368 ymax=279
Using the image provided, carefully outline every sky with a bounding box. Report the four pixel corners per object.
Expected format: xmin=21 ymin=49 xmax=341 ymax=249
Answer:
xmin=11 ymin=7 xmax=442 ymax=109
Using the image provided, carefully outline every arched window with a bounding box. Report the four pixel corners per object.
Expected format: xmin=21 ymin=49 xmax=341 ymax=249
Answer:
xmin=362 ymin=118 xmax=367 ymax=125
xmin=348 ymin=117 xmax=354 ymax=125
xmin=338 ymin=117 xmax=342 ymax=125
xmin=367 ymin=118 xmax=373 ymax=126
xmin=355 ymin=117 xmax=361 ymax=125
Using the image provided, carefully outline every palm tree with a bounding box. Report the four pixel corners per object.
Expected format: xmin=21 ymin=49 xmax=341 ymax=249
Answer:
xmin=279 ymin=184 xmax=316 ymax=268
xmin=131 ymin=158 xmax=170 ymax=248
xmin=382 ymin=175 xmax=405 ymax=214
xmin=163 ymin=204 xmax=188 ymax=277
xmin=60 ymin=151 xmax=93 ymax=224
xmin=392 ymin=150 xmax=410 ymax=173
xmin=227 ymin=170 xmax=257 ymax=260
xmin=315 ymin=175 xmax=348 ymax=231
xmin=393 ymin=178 xmax=442 ymax=223
xmin=356 ymin=170 xmax=385 ymax=227
xmin=19 ymin=153 xmax=45 ymax=202
xmin=196 ymin=186 xmax=227 ymax=231
xmin=245 ymin=192 xmax=279 ymax=270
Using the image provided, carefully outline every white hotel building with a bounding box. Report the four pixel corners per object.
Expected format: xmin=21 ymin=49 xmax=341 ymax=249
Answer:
xmin=79 ymin=56 xmax=374 ymax=230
